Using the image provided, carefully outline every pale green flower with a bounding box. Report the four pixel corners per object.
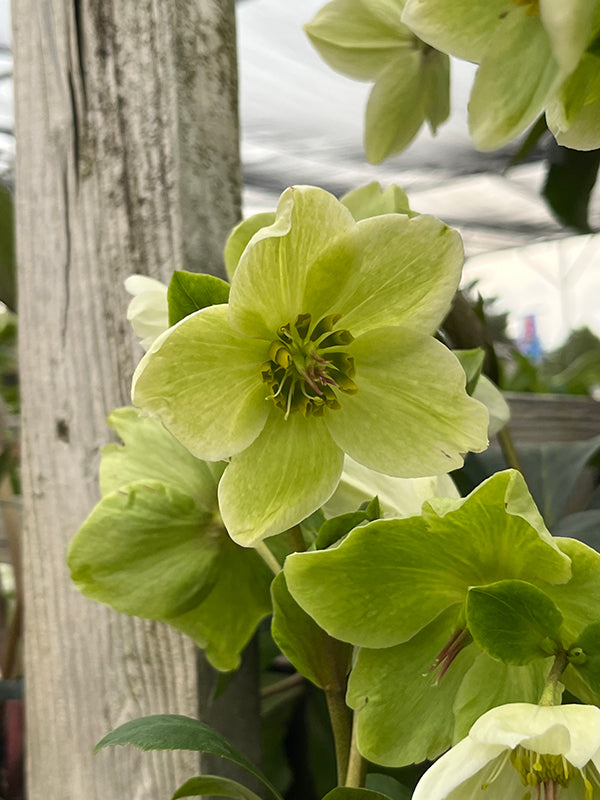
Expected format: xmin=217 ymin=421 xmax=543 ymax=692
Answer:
xmin=125 ymin=275 xmax=169 ymax=350
xmin=412 ymin=702 xmax=600 ymax=799
xmin=402 ymin=0 xmax=598 ymax=149
xmin=132 ymin=185 xmax=489 ymax=546
xmin=546 ymin=51 xmax=600 ymax=150
xmin=305 ymin=0 xmax=450 ymax=162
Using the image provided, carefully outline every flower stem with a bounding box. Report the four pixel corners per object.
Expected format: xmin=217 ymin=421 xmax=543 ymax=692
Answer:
xmin=345 ymin=711 xmax=366 ymax=788
xmin=539 ymin=650 xmax=569 ymax=706
xmin=325 ymin=687 xmax=352 ymax=785
xmin=255 ymin=542 xmax=281 ymax=575
xmin=497 ymin=427 xmax=525 ymax=475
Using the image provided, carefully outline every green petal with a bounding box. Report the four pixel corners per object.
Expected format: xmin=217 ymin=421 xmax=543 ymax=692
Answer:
xmin=361 ymin=0 xmax=409 ymax=34
xmin=284 ymin=470 xmax=571 ymax=649
xmin=341 ymin=181 xmax=411 ymax=220
xmin=540 ymin=0 xmax=597 ymax=73
xmin=326 ymin=330 xmax=489 ymax=478
xmin=546 ymin=54 xmax=600 ymax=150
xmin=218 ymin=411 xmax=344 ymax=545
xmin=132 ymin=304 xmax=269 ymax=461
xmin=472 ymin=376 xmax=510 ymax=437
xmin=468 ymin=8 xmax=560 ymax=150
xmin=100 ymin=407 xmax=220 ymax=506
xmin=453 ymin=654 xmax=549 ymax=741
xmin=365 ymin=50 xmax=427 ymax=163
xmin=328 ymin=213 xmax=463 ymax=336
xmin=223 ymin=212 xmax=276 ymax=280
xmin=170 ymin=536 xmax=273 ymax=672
xmin=347 ymin=608 xmax=477 ymax=766
xmin=305 ymin=0 xmax=405 ymax=82
xmin=68 ymin=481 xmax=222 ymax=620
xmin=322 ymin=455 xmax=458 ymax=518
xmin=228 ymin=186 xmax=356 ymax=340
xmin=401 ymin=0 xmax=509 ymax=62
xmin=423 ymin=49 xmax=450 ymax=132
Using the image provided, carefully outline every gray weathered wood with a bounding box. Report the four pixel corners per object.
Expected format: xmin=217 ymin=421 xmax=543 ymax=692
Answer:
xmin=13 ymin=1 xmax=245 ymax=797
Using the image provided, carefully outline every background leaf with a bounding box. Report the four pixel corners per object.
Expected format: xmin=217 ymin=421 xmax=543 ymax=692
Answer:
xmin=168 ymin=270 xmax=230 ymax=325
xmin=543 ymin=143 xmax=600 ymax=231
xmin=172 ymin=775 xmax=263 ymax=800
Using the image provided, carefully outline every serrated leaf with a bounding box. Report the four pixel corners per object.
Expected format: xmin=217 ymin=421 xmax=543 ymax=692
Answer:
xmin=172 ymin=775 xmax=263 ymax=800
xmin=167 ymin=270 xmax=230 ymax=325
xmin=271 ymin=572 xmax=351 ymax=689
xmin=466 ymin=580 xmax=563 ymax=665
xmin=96 ymin=715 xmax=283 ymax=800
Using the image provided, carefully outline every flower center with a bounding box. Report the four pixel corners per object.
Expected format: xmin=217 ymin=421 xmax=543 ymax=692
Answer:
xmin=509 ymin=746 xmax=600 ymax=799
xmin=260 ymin=312 xmax=358 ymax=418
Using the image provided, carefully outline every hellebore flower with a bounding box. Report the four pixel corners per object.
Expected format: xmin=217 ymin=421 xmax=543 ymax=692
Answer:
xmin=125 ymin=275 xmax=169 ymax=350
xmin=402 ymin=0 xmax=598 ymax=149
xmin=412 ymin=702 xmax=600 ymax=800
xmin=305 ymin=0 xmax=450 ymax=162
xmin=132 ymin=185 xmax=488 ymax=546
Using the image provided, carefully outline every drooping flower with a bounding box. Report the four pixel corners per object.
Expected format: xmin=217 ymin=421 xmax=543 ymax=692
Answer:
xmin=125 ymin=275 xmax=169 ymax=350
xmin=412 ymin=702 xmax=600 ymax=799
xmin=305 ymin=0 xmax=450 ymax=162
xmin=402 ymin=0 xmax=598 ymax=150
xmin=132 ymin=185 xmax=488 ymax=546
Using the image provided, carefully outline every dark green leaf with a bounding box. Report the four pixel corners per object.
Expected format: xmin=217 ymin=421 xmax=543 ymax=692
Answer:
xmin=365 ymin=774 xmax=411 ymax=800
xmin=569 ymin=621 xmax=600 ymax=694
xmin=322 ymin=789 xmax=392 ymax=800
xmin=466 ymin=580 xmax=563 ymax=665
xmin=453 ymin=349 xmax=485 ymax=395
xmin=0 ymin=183 xmax=15 ymax=311
xmin=172 ymin=776 xmax=263 ymax=800
xmin=168 ymin=271 xmax=230 ymax=326
xmin=509 ymin=115 xmax=548 ymax=167
xmin=96 ymin=715 xmax=283 ymax=800
xmin=315 ymin=497 xmax=380 ymax=550
xmin=543 ymin=144 xmax=600 ymax=232
xmin=271 ymin=572 xmax=351 ymax=689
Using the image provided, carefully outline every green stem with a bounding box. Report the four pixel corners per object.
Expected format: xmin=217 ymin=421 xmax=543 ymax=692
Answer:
xmin=254 ymin=542 xmax=281 ymax=575
xmin=325 ymin=687 xmax=352 ymax=786
xmin=539 ymin=650 xmax=569 ymax=706
xmin=497 ymin=427 xmax=525 ymax=475
xmin=287 ymin=524 xmax=306 ymax=553
xmin=261 ymin=673 xmax=305 ymax=699
xmin=345 ymin=711 xmax=366 ymax=788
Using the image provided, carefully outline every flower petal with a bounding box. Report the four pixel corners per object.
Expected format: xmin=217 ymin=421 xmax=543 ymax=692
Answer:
xmin=468 ymin=8 xmax=560 ymax=149
xmin=228 ymin=186 xmax=356 ymax=339
xmin=401 ymin=0 xmax=509 ymax=63
xmin=326 ymin=329 xmax=489 ymax=477
xmin=218 ymin=411 xmax=344 ymax=545
xmin=547 ymin=55 xmax=600 ymax=150
xmin=411 ymin=737 xmax=506 ymax=800
xmin=325 ymin=213 xmax=463 ymax=336
xmin=341 ymin=181 xmax=411 ymax=220
xmin=540 ymin=0 xmax=597 ymax=73
xmin=305 ymin=0 xmax=405 ymax=82
xmin=132 ymin=304 xmax=269 ymax=461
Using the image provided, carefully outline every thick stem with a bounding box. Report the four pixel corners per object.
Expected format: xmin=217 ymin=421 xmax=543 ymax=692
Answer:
xmin=497 ymin=427 xmax=525 ymax=475
xmin=325 ymin=688 xmax=352 ymax=785
xmin=539 ymin=650 xmax=569 ymax=706
xmin=345 ymin=711 xmax=366 ymax=789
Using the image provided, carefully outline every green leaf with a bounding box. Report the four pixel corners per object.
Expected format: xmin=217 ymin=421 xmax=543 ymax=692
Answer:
xmin=466 ymin=580 xmax=563 ymax=665
xmin=453 ymin=348 xmax=485 ymax=395
xmin=568 ymin=621 xmax=600 ymax=694
xmin=315 ymin=496 xmax=380 ymax=550
xmin=172 ymin=776 xmax=263 ymax=800
xmin=322 ymin=788 xmax=392 ymax=800
xmin=0 ymin=182 xmax=15 ymax=311
xmin=365 ymin=774 xmax=411 ymax=800
xmin=271 ymin=572 xmax=351 ymax=689
xmin=167 ymin=270 xmax=230 ymax=326
xmin=95 ymin=715 xmax=283 ymax=800
xmin=543 ymin=146 xmax=600 ymax=232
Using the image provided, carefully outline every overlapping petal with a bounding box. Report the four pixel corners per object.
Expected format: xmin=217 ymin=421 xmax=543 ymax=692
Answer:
xmin=132 ymin=304 xmax=270 ymax=461
xmin=540 ymin=0 xmax=597 ymax=74
xmin=325 ymin=329 xmax=488 ymax=477
xmin=218 ymin=412 xmax=345 ymax=546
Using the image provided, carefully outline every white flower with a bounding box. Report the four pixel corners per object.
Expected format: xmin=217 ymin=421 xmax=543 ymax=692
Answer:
xmin=124 ymin=275 xmax=168 ymax=351
xmin=413 ymin=703 xmax=600 ymax=800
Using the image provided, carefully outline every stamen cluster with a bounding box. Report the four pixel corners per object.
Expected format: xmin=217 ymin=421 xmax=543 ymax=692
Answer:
xmin=509 ymin=746 xmax=598 ymax=799
xmin=260 ymin=312 xmax=358 ymax=418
